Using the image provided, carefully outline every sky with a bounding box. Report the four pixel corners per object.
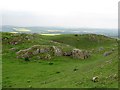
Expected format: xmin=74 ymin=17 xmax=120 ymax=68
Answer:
xmin=1 ymin=0 xmax=119 ymax=28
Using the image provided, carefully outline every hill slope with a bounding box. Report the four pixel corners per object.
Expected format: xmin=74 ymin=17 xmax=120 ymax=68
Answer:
xmin=2 ymin=32 xmax=118 ymax=88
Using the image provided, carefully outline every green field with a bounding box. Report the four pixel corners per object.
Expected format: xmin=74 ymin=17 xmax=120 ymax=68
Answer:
xmin=2 ymin=32 xmax=118 ymax=88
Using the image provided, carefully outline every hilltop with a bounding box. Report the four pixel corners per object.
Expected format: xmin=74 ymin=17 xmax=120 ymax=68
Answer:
xmin=2 ymin=32 xmax=118 ymax=88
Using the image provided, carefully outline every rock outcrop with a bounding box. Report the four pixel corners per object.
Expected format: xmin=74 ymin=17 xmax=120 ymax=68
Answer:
xmin=16 ymin=45 xmax=90 ymax=60
xmin=72 ymin=49 xmax=90 ymax=59
xmin=50 ymin=46 xmax=62 ymax=56
xmin=16 ymin=45 xmax=63 ymax=60
xmin=63 ymin=51 xmax=72 ymax=56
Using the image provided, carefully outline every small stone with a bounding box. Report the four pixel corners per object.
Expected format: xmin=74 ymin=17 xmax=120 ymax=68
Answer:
xmin=99 ymin=47 xmax=104 ymax=51
xmin=113 ymin=74 xmax=117 ymax=79
xmin=92 ymin=76 xmax=99 ymax=82
xmin=112 ymin=48 xmax=115 ymax=51
xmin=103 ymin=51 xmax=112 ymax=56
xmin=10 ymin=48 xmax=17 ymax=51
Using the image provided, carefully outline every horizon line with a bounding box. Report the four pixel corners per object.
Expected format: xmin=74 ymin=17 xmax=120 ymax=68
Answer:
xmin=1 ymin=25 xmax=118 ymax=30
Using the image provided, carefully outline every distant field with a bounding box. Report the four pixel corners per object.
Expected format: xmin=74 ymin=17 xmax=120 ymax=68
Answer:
xmin=2 ymin=32 xmax=118 ymax=88
xmin=2 ymin=26 xmax=118 ymax=38
xmin=41 ymin=34 xmax=61 ymax=36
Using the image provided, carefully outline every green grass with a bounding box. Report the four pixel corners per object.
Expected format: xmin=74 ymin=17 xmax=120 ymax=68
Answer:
xmin=2 ymin=32 xmax=118 ymax=88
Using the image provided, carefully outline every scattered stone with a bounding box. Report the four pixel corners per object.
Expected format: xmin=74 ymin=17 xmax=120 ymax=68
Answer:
xmin=113 ymin=74 xmax=117 ymax=79
xmin=103 ymin=51 xmax=112 ymax=56
xmin=112 ymin=48 xmax=115 ymax=51
xmin=99 ymin=47 xmax=104 ymax=51
xmin=92 ymin=76 xmax=99 ymax=82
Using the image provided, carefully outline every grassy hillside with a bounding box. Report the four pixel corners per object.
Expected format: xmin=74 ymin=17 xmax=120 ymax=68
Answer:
xmin=2 ymin=32 xmax=118 ymax=88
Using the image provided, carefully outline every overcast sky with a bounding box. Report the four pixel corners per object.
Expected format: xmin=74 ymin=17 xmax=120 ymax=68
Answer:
xmin=1 ymin=0 xmax=119 ymax=28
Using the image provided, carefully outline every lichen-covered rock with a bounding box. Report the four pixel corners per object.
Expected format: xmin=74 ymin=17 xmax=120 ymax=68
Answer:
xmin=44 ymin=54 xmax=51 ymax=60
xmin=72 ymin=49 xmax=90 ymax=59
xmin=39 ymin=48 xmax=49 ymax=53
xmin=16 ymin=45 xmax=90 ymax=60
xmin=16 ymin=49 xmax=32 ymax=58
xmin=31 ymin=45 xmax=50 ymax=53
xmin=50 ymin=46 xmax=62 ymax=56
xmin=63 ymin=51 xmax=72 ymax=56
xmin=16 ymin=45 xmax=51 ymax=60
xmin=83 ymin=50 xmax=90 ymax=58
xmin=32 ymin=49 xmax=40 ymax=55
